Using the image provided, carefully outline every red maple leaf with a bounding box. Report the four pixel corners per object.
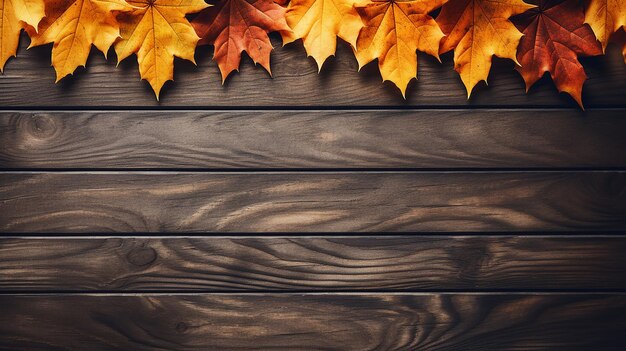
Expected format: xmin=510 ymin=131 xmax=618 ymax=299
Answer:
xmin=512 ymin=0 xmax=602 ymax=107
xmin=192 ymin=0 xmax=290 ymax=82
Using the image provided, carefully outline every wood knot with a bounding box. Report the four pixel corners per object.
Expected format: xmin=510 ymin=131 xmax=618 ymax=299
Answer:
xmin=127 ymin=247 xmax=157 ymax=267
xmin=454 ymin=245 xmax=492 ymax=279
xmin=23 ymin=114 xmax=59 ymax=140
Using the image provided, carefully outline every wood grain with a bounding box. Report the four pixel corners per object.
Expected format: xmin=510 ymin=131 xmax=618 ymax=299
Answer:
xmin=1 ymin=236 xmax=626 ymax=291
xmin=0 ymin=36 xmax=624 ymax=107
xmin=2 ymin=110 xmax=626 ymax=169
xmin=1 ymin=24 xmax=625 ymax=350
xmin=1 ymin=294 xmax=625 ymax=350
xmin=1 ymin=172 xmax=625 ymax=233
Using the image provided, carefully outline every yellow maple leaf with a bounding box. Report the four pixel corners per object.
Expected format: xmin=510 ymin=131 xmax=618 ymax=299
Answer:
xmin=436 ymin=0 xmax=534 ymax=97
xmin=0 ymin=0 xmax=45 ymax=71
xmin=585 ymin=0 xmax=626 ymax=52
xmin=354 ymin=0 xmax=446 ymax=97
xmin=283 ymin=0 xmax=363 ymax=70
xmin=115 ymin=0 xmax=209 ymax=99
xmin=27 ymin=0 xmax=131 ymax=81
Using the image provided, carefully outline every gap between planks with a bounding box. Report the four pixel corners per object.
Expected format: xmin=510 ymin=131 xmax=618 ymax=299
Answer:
xmin=3 ymin=170 xmax=626 ymax=174
xmin=3 ymin=233 xmax=626 ymax=238
xmin=1 ymin=107 xmax=625 ymax=111
xmin=2 ymin=292 xmax=626 ymax=296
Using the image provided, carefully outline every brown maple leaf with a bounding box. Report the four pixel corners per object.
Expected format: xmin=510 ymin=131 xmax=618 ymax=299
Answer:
xmin=192 ymin=0 xmax=290 ymax=82
xmin=513 ymin=0 xmax=602 ymax=108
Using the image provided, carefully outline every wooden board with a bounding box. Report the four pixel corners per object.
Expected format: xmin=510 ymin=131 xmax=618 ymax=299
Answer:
xmin=2 ymin=24 xmax=625 ymax=349
xmin=1 ymin=236 xmax=626 ymax=291
xmin=2 ymin=109 xmax=626 ymax=170
xmin=1 ymin=172 xmax=625 ymax=233
xmin=1 ymin=294 xmax=625 ymax=350
xmin=0 ymin=36 xmax=624 ymax=107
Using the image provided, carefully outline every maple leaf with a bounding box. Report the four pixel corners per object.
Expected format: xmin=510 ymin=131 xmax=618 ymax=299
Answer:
xmin=436 ymin=0 xmax=534 ymax=97
xmin=353 ymin=0 xmax=446 ymax=97
xmin=115 ymin=0 xmax=209 ymax=99
xmin=192 ymin=0 xmax=290 ymax=82
xmin=0 ymin=0 xmax=45 ymax=71
xmin=584 ymin=0 xmax=625 ymax=52
xmin=26 ymin=0 xmax=131 ymax=81
xmin=513 ymin=0 xmax=602 ymax=108
xmin=283 ymin=0 xmax=363 ymax=70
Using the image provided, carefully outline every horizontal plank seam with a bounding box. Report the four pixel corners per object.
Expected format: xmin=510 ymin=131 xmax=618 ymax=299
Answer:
xmin=1 ymin=106 xmax=626 ymax=112
xmin=3 ymin=167 xmax=626 ymax=172
xmin=3 ymin=170 xmax=626 ymax=174
xmin=2 ymin=291 xmax=626 ymax=296
xmin=2 ymin=108 xmax=626 ymax=112
xmin=0 ymin=229 xmax=626 ymax=240
xmin=2 ymin=233 xmax=625 ymax=239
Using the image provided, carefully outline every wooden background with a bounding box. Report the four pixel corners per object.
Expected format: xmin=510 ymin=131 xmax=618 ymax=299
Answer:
xmin=1 ymin=34 xmax=626 ymax=350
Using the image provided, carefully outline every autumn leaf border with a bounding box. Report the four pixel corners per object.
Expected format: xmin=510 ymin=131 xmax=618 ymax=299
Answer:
xmin=1 ymin=0 xmax=624 ymax=107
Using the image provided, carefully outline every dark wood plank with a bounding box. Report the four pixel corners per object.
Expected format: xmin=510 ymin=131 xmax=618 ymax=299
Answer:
xmin=2 ymin=109 xmax=626 ymax=169
xmin=0 ymin=35 xmax=624 ymax=107
xmin=1 ymin=294 xmax=625 ymax=350
xmin=1 ymin=172 xmax=625 ymax=233
xmin=2 ymin=236 xmax=626 ymax=291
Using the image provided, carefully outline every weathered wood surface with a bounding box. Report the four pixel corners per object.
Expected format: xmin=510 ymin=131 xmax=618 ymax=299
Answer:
xmin=1 ymin=28 xmax=625 ymax=350
xmin=0 ymin=36 xmax=624 ymax=107
xmin=1 ymin=236 xmax=626 ymax=291
xmin=1 ymin=294 xmax=625 ymax=350
xmin=2 ymin=110 xmax=626 ymax=169
xmin=1 ymin=172 xmax=625 ymax=233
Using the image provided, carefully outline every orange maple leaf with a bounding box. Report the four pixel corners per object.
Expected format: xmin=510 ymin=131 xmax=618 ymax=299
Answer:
xmin=27 ymin=0 xmax=131 ymax=81
xmin=436 ymin=0 xmax=534 ymax=97
xmin=283 ymin=0 xmax=363 ymax=70
xmin=585 ymin=0 xmax=625 ymax=52
xmin=513 ymin=0 xmax=602 ymax=108
xmin=353 ymin=0 xmax=446 ymax=97
xmin=115 ymin=0 xmax=209 ymax=99
xmin=192 ymin=0 xmax=290 ymax=82
xmin=0 ymin=0 xmax=45 ymax=71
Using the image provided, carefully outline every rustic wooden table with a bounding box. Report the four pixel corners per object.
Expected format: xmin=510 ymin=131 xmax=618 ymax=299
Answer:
xmin=1 ymin=35 xmax=625 ymax=350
